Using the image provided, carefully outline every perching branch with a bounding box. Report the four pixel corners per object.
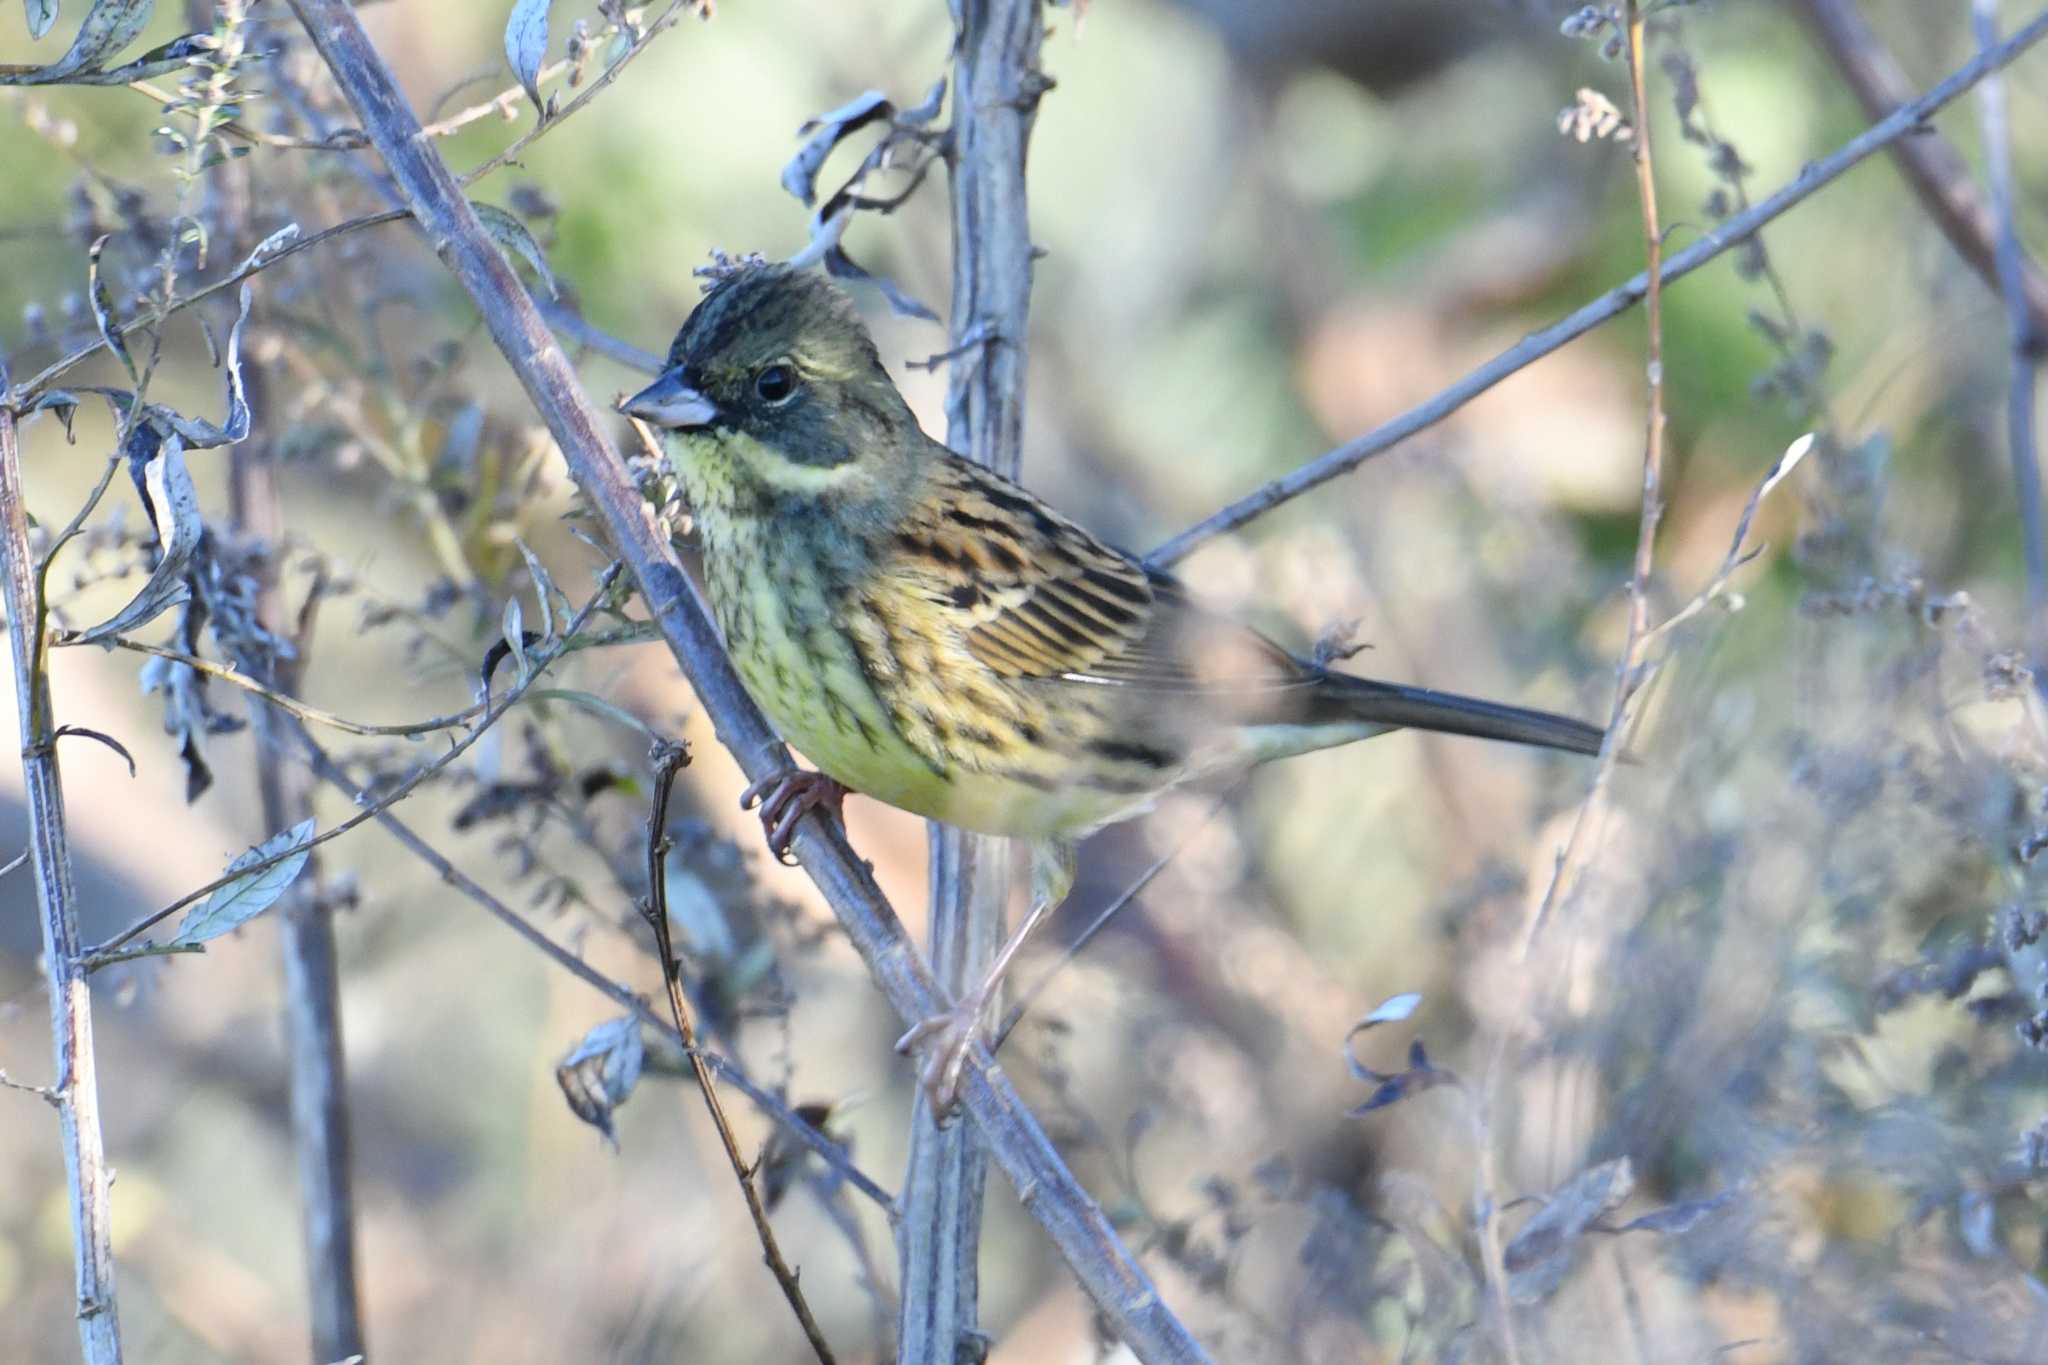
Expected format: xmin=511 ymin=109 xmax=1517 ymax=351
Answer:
xmin=277 ymin=3 xmax=1210 ymax=1359
xmin=1144 ymin=9 xmax=2048 ymax=568
xmin=0 ymin=402 xmax=125 ymax=1364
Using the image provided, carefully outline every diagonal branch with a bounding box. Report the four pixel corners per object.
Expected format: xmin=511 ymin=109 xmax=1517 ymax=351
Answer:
xmin=1798 ymin=0 xmax=2048 ymax=338
xmin=287 ymin=724 xmax=895 ymax=1213
xmin=1145 ymin=9 xmax=2048 ymax=568
xmin=278 ymin=2 xmax=1210 ymax=1359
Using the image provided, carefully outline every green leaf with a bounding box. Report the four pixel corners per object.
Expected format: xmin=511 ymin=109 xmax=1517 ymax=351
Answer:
xmin=0 ymin=0 xmax=155 ymax=86
xmin=501 ymin=594 xmax=529 ymax=683
xmin=171 ymin=818 xmax=317 ymax=947
xmin=502 ymin=0 xmax=551 ymax=118
xmin=472 ymin=202 xmax=559 ymax=299
xmin=11 ymin=31 xmax=209 ymax=86
xmin=525 ymin=688 xmax=656 ymax=739
xmin=516 ymin=539 xmax=561 ymax=645
xmin=24 ymin=0 xmax=59 ymax=42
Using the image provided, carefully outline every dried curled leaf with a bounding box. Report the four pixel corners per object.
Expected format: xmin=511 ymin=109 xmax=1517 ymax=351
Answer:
xmin=72 ymin=430 xmax=198 ymax=643
xmin=86 ymin=234 xmax=134 ymax=382
xmin=1607 ymin=1187 xmax=1738 ymax=1238
xmin=782 ymin=89 xmax=893 ymax=206
xmin=1505 ymin=1157 xmax=1635 ymax=1304
xmin=171 ymin=818 xmax=317 ymax=947
xmin=156 ymin=283 xmax=255 ymax=448
xmin=822 ymin=243 xmax=937 ymax=323
xmin=516 ymin=538 xmax=561 ymax=645
xmin=555 ymin=1015 xmax=645 ymax=1148
xmin=233 ymin=223 xmax=301 ymax=277
xmin=780 ymin=79 xmax=944 ymax=321
xmin=1345 ymin=991 xmax=1453 ymax=1115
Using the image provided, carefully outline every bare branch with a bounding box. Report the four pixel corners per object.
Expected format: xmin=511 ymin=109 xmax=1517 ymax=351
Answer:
xmin=66 ymin=637 xmax=484 ymax=737
xmin=1798 ymin=0 xmax=2048 ymax=338
xmin=641 ymin=742 xmax=837 ymax=1364
xmin=287 ymin=720 xmax=894 ymax=1208
xmin=84 ymin=566 xmax=627 ymax=965
xmin=228 ymin=426 xmax=367 ymax=1362
xmin=1973 ymin=0 xmax=2048 ymax=664
xmin=0 ymin=404 xmax=125 ymax=1362
xmin=1145 ymin=10 xmax=2048 ymax=568
xmin=902 ymin=2 xmax=1048 ymax=1360
xmin=276 ymin=3 xmax=1210 ymax=1358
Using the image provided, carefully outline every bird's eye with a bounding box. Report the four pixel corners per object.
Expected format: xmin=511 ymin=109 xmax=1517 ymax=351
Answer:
xmin=754 ymin=363 xmax=798 ymax=405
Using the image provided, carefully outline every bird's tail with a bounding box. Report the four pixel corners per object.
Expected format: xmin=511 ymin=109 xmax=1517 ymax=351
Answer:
xmin=1317 ymin=672 xmax=1606 ymax=757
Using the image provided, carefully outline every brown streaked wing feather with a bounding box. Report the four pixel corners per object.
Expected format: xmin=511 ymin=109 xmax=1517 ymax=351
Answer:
xmin=889 ymin=454 xmax=1317 ymax=696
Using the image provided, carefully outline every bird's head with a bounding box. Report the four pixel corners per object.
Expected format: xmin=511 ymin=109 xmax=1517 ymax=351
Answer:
xmin=621 ymin=264 xmax=921 ymax=510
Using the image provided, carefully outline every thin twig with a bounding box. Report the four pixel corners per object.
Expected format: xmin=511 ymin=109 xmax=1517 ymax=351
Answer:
xmin=0 ymin=404 xmax=125 ymax=1363
xmin=989 ymin=791 xmax=1232 ymax=1054
xmin=63 ymin=637 xmax=484 ymax=736
xmin=1519 ymin=0 xmax=1674 ymax=965
xmin=1480 ymin=11 xmax=1671 ymax=1361
xmin=461 ymin=0 xmax=698 ymax=186
xmin=287 ymin=725 xmax=894 ymax=1212
xmin=641 ymin=742 xmax=838 ymax=1364
xmin=83 ymin=565 xmax=626 ymax=965
xmin=14 ymin=7 xmax=691 ymax=408
xmin=228 ymin=401 xmax=367 ymax=1362
xmin=1973 ymin=0 xmax=2048 ymax=669
xmin=15 ymin=210 xmax=410 ymax=404
xmin=276 ymin=3 xmax=1211 ymax=1355
xmin=1144 ymin=9 xmax=2048 ymax=568
xmin=1640 ymin=434 xmax=1814 ymax=648
xmin=1797 ymin=0 xmax=2048 ymax=337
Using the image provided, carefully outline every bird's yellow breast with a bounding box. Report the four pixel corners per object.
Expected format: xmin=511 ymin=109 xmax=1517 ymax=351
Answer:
xmin=675 ymin=428 xmax=1186 ymax=839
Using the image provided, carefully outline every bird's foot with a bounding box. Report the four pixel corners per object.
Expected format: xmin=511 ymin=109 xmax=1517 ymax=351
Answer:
xmin=740 ymin=768 xmax=848 ymax=865
xmin=894 ymin=987 xmax=994 ymax=1120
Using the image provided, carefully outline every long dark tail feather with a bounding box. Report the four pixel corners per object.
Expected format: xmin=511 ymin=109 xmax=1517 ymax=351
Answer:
xmin=1320 ymin=673 xmax=1606 ymax=756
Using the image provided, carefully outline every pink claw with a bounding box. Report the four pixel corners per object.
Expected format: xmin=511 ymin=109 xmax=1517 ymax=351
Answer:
xmin=740 ymin=769 xmax=848 ymax=864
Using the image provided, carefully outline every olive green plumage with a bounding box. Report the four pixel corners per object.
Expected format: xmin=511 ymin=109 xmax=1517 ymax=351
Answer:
xmin=623 ymin=263 xmax=1602 ymax=1109
xmin=627 ymin=264 xmax=1601 ymax=842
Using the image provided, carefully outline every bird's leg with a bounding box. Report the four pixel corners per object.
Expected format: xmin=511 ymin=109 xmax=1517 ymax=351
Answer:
xmin=896 ymin=839 xmax=1077 ymax=1117
xmin=740 ymin=768 xmax=848 ymax=865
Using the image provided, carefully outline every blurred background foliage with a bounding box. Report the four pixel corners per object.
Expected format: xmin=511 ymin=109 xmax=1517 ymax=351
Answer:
xmin=3 ymin=0 xmax=2048 ymax=1361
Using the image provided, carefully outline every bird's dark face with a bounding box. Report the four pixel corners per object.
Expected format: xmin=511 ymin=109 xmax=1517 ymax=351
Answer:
xmin=622 ymin=265 xmax=921 ymax=515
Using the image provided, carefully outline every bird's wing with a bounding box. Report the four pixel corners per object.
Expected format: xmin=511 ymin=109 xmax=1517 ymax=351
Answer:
xmin=888 ymin=455 xmax=1316 ymax=696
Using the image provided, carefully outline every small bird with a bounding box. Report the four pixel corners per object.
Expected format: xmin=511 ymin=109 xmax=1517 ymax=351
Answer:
xmin=622 ymin=264 xmax=1603 ymax=1113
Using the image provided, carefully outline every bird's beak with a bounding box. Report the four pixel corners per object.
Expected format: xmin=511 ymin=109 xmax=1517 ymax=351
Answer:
xmin=620 ymin=368 xmax=719 ymax=430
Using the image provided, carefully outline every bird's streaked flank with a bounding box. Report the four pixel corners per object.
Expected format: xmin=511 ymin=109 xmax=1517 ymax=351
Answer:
xmin=624 ymin=264 xmax=1603 ymax=1112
